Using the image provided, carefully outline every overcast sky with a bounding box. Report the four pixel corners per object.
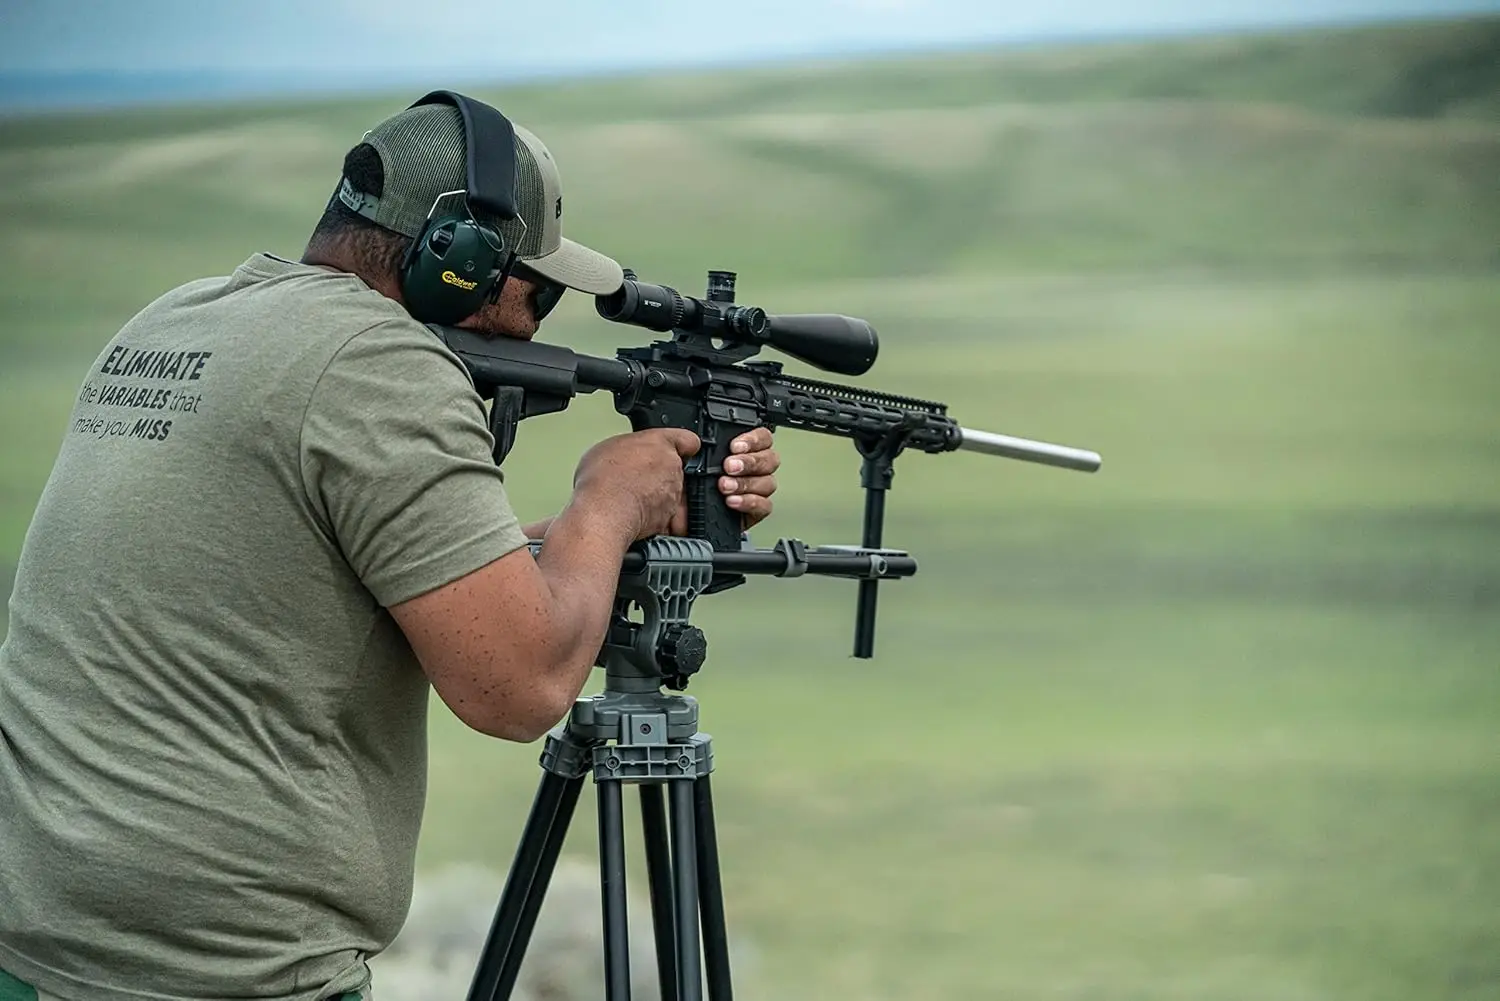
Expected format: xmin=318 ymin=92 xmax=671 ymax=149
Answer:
xmin=2 ymin=0 xmax=1495 ymax=92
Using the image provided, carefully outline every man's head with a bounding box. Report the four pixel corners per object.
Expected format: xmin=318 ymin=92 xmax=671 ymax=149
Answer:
xmin=303 ymin=94 xmax=622 ymax=339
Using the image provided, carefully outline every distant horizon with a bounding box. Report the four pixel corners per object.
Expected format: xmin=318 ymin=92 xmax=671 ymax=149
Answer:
xmin=2 ymin=4 xmax=1494 ymax=117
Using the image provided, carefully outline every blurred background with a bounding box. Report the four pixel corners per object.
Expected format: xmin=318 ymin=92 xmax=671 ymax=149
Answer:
xmin=2 ymin=1 xmax=1498 ymax=998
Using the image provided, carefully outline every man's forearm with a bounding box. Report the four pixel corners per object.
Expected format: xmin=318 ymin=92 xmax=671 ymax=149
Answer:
xmin=527 ymin=498 xmax=636 ymax=707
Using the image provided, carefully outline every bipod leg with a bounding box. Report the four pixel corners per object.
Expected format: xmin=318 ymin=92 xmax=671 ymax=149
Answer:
xmin=466 ymin=725 xmax=592 ymax=1001
xmin=640 ymin=784 xmax=680 ymax=1001
xmin=694 ymin=773 xmax=733 ymax=1000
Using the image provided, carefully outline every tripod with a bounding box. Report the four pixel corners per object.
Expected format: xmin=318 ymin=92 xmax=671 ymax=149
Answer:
xmin=463 ymin=536 xmax=916 ymax=1001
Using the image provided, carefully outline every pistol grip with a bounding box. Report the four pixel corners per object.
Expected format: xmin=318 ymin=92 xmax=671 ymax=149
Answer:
xmin=685 ymin=479 xmax=744 ymax=553
xmin=488 ymin=386 xmax=524 ymax=465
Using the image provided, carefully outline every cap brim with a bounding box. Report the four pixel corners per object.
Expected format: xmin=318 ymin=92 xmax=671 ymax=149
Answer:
xmin=521 ymin=237 xmax=623 ymax=296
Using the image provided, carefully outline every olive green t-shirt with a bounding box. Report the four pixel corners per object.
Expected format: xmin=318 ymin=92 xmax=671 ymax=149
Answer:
xmin=0 ymin=254 xmax=531 ymax=999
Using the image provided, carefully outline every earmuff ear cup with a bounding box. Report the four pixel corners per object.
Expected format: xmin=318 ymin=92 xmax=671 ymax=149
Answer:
xmin=400 ymin=216 xmax=507 ymax=325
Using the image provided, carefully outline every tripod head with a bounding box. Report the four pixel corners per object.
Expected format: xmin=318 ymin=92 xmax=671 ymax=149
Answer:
xmin=530 ymin=536 xmax=918 ymax=693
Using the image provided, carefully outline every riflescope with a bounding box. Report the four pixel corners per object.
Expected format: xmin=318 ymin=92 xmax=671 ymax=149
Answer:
xmin=596 ymin=269 xmax=879 ymax=376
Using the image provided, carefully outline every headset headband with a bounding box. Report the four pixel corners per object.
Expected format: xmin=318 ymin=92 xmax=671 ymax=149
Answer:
xmin=407 ymin=89 xmax=519 ymax=221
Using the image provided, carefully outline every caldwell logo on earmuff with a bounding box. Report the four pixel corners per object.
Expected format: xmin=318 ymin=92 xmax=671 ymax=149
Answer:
xmin=441 ymin=270 xmax=480 ymax=291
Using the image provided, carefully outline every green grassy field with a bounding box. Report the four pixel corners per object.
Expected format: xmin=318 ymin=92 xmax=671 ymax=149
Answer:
xmin=2 ymin=14 xmax=1498 ymax=1001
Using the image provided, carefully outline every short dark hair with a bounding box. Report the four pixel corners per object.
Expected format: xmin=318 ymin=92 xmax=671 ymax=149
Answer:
xmin=305 ymin=143 xmax=412 ymax=280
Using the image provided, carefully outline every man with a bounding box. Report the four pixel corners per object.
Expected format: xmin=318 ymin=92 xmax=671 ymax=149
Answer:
xmin=0 ymin=94 xmax=780 ymax=999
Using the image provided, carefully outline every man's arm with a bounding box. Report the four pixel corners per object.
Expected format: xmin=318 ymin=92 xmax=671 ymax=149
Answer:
xmin=388 ymin=488 xmax=636 ymax=742
xmin=391 ymin=427 xmax=782 ymax=743
xmin=300 ymin=320 xmax=706 ymax=743
xmin=387 ymin=428 xmax=701 ymax=742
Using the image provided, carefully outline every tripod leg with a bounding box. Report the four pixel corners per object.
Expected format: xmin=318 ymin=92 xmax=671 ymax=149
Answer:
xmin=640 ymin=784 xmax=680 ymax=1001
xmin=693 ymin=775 xmax=734 ymax=1001
xmin=670 ymin=780 xmax=703 ymax=1001
xmin=598 ymin=778 xmax=632 ymax=1001
xmin=467 ymin=768 xmax=586 ymax=1001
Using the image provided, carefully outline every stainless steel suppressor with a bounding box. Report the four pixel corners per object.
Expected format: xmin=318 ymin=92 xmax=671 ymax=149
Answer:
xmin=956 ymin=427 xmax=1103 ymax=473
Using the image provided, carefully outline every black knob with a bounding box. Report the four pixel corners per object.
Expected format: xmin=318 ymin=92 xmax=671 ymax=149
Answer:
xmin=706 ymin=270 xmax=737 ymax=303
xmin=726 ymin=305 xmax=768 ymax=338
xmin=658 ymin=623 xmax=707 ymax=677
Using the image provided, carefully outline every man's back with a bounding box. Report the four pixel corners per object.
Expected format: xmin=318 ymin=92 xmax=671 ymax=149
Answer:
xmin=0 ymin=253 xmax=528 ymax=999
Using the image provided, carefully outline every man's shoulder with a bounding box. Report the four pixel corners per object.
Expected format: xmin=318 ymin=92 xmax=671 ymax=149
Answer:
xmin=114 ymin=253 xmax=468 ymax=418
xmin=314 ymin=315 xmax=481 ymax=408
xmin=215 ymin=253 xmax=454 ymax=372
xmin=234 ymin=253 xmax=408 ymax=326
xmin=136 ymin=253 xmax=413 ymax=342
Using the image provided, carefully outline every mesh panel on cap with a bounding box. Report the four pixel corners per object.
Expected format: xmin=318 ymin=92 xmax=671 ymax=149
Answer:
xmin=362 ymin=104 xmax=471 ymax=238
xmin=498 ymin=141 xmax=547 ymax=257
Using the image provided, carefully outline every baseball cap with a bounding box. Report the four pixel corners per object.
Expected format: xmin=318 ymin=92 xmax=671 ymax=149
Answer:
xmin=338 ymin=100 xmax=623 ymax=295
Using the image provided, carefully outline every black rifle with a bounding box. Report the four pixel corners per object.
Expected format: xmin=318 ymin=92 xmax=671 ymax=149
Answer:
xmin=444 ymin=270 xmax=1103 ymax=1001
xmin=430 ymin=268 xmax=1101 ymax=661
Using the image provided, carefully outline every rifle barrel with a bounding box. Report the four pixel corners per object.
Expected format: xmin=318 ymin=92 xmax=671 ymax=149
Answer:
xmin=956 ymin=427 xmax=1102 ymax=473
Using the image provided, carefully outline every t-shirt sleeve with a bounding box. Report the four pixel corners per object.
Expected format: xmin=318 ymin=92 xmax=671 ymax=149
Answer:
xmin=299 ymin=319 xmax=531 ymax=607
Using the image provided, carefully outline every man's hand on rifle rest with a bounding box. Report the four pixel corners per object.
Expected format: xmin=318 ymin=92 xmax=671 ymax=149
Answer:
xmin=718 ymin=426 xmax=780 ymax=530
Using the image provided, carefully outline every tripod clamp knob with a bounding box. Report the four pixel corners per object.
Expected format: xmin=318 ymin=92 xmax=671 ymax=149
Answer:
xmin=658 ymin=622 xmax=708 ymax=682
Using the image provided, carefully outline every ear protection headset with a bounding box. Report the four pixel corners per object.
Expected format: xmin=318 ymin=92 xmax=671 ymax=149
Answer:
xmin=344 ymin=90 xmax=523 ymax=326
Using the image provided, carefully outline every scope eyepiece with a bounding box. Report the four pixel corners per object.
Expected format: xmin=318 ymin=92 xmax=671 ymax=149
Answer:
xmin=596 ymin=279 xmax=685 ymax=332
